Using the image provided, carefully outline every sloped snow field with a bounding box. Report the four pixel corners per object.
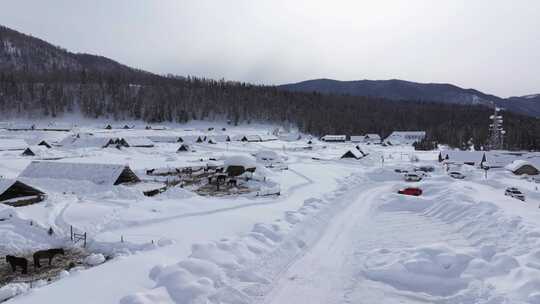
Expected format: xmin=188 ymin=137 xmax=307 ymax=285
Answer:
xmin=1 ymin=121 xmax=539 ymax=303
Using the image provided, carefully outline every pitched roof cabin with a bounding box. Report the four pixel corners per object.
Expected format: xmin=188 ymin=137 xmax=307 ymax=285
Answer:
xmin=505 ymin=160 xmax=540 ymax=175
xmin=147 ymin=136 xmax=181 ymax=143
xmin=259 ymin=134 xmax=278 ymax=142
xmin=385 ymin=131 xmax=426 ymax=145
xmin=179 ymin=135 xmax=205 ymax=143
xmin=341 ymin=148 xmax=366 ymax=160
xmin=37 ymin=140 xmax=52 ymax=148
xmin=364 ymin=134 xmax=381 ymax=143
xmin=350 ymin=136 xmax=364 ymax=143
xmin=0 ymin=179 xmax=45 ymax=206
xmin=19 ymin=161 xmax=140 ymax=185
xmin=439 ymin=151 xmax=487 ymax=167
xmin=21 ymin=145 xmax=56 ymax=158
xmin=321 ymin=135 xmax=346 ymax=142
xmin=58 ymin=136 xmax=116 ymax=149
xmin=237 ymin=135 xmax=262 ymax=142
xmin=0 ymin=139 xmax=28 ymax=151
xmin=177 ymin=144 xmax=190 ymax=152
xmin=122 ymin=137 xmax=154 ymax=148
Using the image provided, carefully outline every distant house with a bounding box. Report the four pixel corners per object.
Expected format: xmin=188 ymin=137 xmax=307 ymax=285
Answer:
xmin=208 ymin=135 xmax=230 ymax=143
xmin=19 ymin=161 xmax=140 ymax=185
xmin=122 ymin=137 xmax=154 ymax=148
xmin=21 ymin=146 xmax=62 ymax=159
xmin=254 ymin=150 xmax=283 ymax=167
xmin=505 ymin=160 xmax=539 ymax=176
xmin=341 ymin=148 xmax=366 ymax=160
xmin=37 ymin=140 xmax=52 ymax=149
xmin=364 ymin=134 xmax=381 ymax=144
xmin=439 ymin=150 xmax=487 ymax=167
xmin=148 ymin=136 xmax=180 ymax=143
xmin=0 ymin=179 xmax=45 ymax=206
xmin=350 ymin=136 xmax=364 ymax=143
xmin=58 ymin=136 xmax=116 ymax=149
xmin=0 ymin=139 xmax=28 ymax=151
xmin=7 ymin=123 xmax=35 ymax=131
xmin=385 ymin=131 xmax=426 ymax=145
xmin=260 ymin=134 xmax=278 ymax=142
xmin=321 ymin=135 xmax=346 ymax=142
xmin=237 ymin=135 xmax=262 ymax=142
xmin=177 ymin=144 xmax=190 ymax=152
xmin=179 ymin=135 xmax=205 ymax=143
xmin=105 ymin=124 xmax=113 ymax=130
xmin=207 ymin=139 xmax=217 ymax=144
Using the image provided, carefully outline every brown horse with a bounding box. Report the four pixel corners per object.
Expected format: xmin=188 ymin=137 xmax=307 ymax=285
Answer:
xmin=6 ymin=255 xmax=28 ymax=274
xmin=33 ymin=248 xmax=65 ymax=268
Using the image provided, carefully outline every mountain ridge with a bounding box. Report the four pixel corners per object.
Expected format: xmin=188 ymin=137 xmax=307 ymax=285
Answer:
xmin=279 ymin=79 xmax=540 ymax=117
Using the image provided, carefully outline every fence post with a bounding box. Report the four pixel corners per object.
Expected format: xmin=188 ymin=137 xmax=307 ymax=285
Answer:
xmin=121 ymin=235 xmax=124 ymax=243
xmin=70 ymin=226 xmax=73 ymax=241
xmin=84 ymin=232 xmax=87 ymax=248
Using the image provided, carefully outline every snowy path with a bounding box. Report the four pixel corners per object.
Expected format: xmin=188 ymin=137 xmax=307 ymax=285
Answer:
xmin=262 ymin=183 xmax=471 ymax=304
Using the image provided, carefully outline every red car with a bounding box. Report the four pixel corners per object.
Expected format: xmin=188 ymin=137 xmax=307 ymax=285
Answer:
xmin=398 ymin=187 xmax=422 ymax=196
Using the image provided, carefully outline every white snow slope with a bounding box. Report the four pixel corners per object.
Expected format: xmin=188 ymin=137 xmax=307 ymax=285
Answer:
xmin=1 ymin=121 xmax=539 ymax=304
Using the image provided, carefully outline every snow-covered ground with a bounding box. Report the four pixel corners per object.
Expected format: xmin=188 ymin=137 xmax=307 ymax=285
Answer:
xmin=1 ymin=121 xmax=539 ymax=303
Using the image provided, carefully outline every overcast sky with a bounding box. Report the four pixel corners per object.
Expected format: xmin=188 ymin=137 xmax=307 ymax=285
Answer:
xmin=1 ymin=0 xmax=539 ymax=97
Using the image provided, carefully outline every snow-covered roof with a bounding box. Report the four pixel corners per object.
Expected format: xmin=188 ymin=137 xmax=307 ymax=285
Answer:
xmin=350 ymin=136 xmax=364 ymax=142
xmin=322 ymin=135 xmax=346 ymax=141
xmin=19 ymin=161 xmax=140 ymax=185
xmin=21 ymin=146 xmax=63 ymax=159
xmin=59 ymin=136 xmax=115 ymax=149
xmin=0 ymin=179 xmax=16 ymax=195
xmin=207 ymin=134 xmax=230 ymax=142
xmin=440 ymin=150 xmax=486 ymax=164
xmin=148 ymin=135 xmax=180 ymax=143
xmin=385 ymin=131 xmax=425 ymax=143
xmin=123 ymin=137 xmax=154 ymax=147
xmin=180 ymin=135 xmax=204 ymax=143
xmin=260 ymin=134 xmax=278 ymax=142
xmin=0 ymin=139 xmax=27 ymax=151
xmin=341 ymin=149 xmax=364 ymax=159
xmin=365 ymin=134 xmax=381 ymax=140
xmin=0 ymin=178 xmax=44 ymax=198
xmin=505 ymin=160 xmax=538 ymax=172
xmin=245 ymin=135 xmax=262 ymax=142
xmin=224 ymin=155 xmax=257 ymax=169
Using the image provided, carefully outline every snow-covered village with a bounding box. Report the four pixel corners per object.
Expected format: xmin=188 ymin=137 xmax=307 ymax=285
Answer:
xmin=0 ymin=117 xmax=538 ymax=303
xmin=1 ymin=2 xmax=540 ymax=304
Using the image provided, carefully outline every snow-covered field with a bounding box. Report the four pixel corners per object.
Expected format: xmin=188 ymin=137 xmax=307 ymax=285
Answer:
xmin=1 ymin=121 xmax=540 ymax=303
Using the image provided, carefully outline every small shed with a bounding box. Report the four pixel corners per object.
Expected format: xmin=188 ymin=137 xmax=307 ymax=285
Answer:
xmin=241 ymin=135 xmax=262 ymax=142
xmin=21 ymin=146 xmax=52 ymax=157
xmin=341 ymin=149 xmax=365 ymax=160
xmin=177 ymin=144 xmax=190 ymax=152
xmin=260 ymin=134 xmax=278 ymax=142
xmin=321 ymin=135 xmax=346 ymax=142
xmin=105 ymin=124 xmax=112 ymax=130
xmin=0 ymin=179 xmax=45 ymax=206
xmin=350 ymin=136 xmax=364 ymax=143
xmin=122 ymin=137 xmax=155 ymax=148
xmin=364 ymin=134 xmax=381 ymax=144
xmin=505 ymin=160 xmax=539 ymax=176
xmin=148 ymin=136 xmax=180 ymax=143
xmin=208 ymin=135 xmax=231 ymax=142
xmin=19 ymin=161 xmax=140 ymax=185
xmin=37 ymin=140 xmax=52 ymax=149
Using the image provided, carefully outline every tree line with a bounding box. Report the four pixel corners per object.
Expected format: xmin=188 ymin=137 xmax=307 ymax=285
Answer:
xmin=1 ymin=70 xmax=538 ymax=150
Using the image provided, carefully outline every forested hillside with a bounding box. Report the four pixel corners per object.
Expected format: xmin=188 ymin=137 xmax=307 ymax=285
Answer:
xmin=1 ymin=25 xmax=539 ymax=150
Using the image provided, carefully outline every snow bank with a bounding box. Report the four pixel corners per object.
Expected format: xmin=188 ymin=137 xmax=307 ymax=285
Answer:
xmin=84 ymin=253 xmax=106 ymax=266
xmin=0 ymin=283 xmax=29 ymax=302
xmin=121 ymin=173 xmax=367 ymax=304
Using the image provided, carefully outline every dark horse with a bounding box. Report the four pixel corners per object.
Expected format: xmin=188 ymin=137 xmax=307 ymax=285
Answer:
xmin=33 ymin=248 xmax=65 ymax=268
xmin=5 ymin=255 xmax=28 ymax=274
